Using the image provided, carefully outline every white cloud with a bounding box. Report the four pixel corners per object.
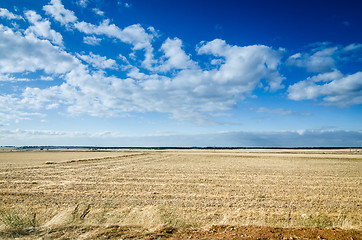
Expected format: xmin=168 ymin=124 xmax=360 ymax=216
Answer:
xmin=0 ymin=95 xmax=45 ymax=126
xmin=147 ymin=26 xmax=158 ymax=38
xmin=24 ymin=10 xmax=63 ymax=46
xmin=0 ymin=24 xmax=82 ymax=121
xmin=254 ymin=107 xmax=311 ymax=116
xmin=92 ymin=8 xmax=104 ymax=16
xmin=0 ymin=73 xmax=31 ymax=82
xmin=40 ymin=76 xmax=54 ymax=81
xmin=83 ymin=35 xmax=102 ymax=45
xmin=344 ymin=43 xmax=362 ymax=52
xmin=76 ymin=52 xmax=118 ymax=69
xmin=287 ymin=43 xmax=362 ymax=73
xmin=0 ymin=27 xmax=285 ymax=123
xmin=43 ymin=1 xmax=157 ymax=70
xmin=46 ymin=103 xmax=59 ymax=109
xmin=74 ymin=19 xmax=157 ymax=70
xmin=288 ymin=70 xmax=362 ymax=107
xmin=286 ymin=43 xmax=362 ymax=107
xmin=0 ymin=25 xmax=77 ymax=74
xmin=118 ymin=1 xmax=131 ymax=8
xmin=76 ymin=0 xmax=89 ymax=8
xmin=126 ymin=67 xmax=146 ymax=79
xmin=43 ymin=0 xmax=77 ymax=27
xmin=1 ymin=3 xmax=285 ymax=125
xmin=1 ymin=129 xmax=361 ymax=147
xmin=118 ymin=54 xmax=130 ymax=63
xmin=197 ymin=39 xmax=284 ymax=91
xmin=0 ymin=129 xmax=72 ymax=138
xmin=74 ymin=20 xmax=155 ymax=50
xmin=286 ymin=47 xmax=337 ymax=72
xmin=306 ymin=69 xmax=344 ymax=82
xmin=0 ymin=8 xmax=23 ymax=20
xmin=0 ymin=4 xmax=287 ymax=124
xmin=255 ymin=107 xmax=293 ymax=116
xmin=157 ymin=37 xmax=197 ymax=72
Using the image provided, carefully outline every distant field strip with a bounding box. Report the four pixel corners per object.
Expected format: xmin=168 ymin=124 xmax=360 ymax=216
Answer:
xmin=0 ymin=149 xmax=361 ymax=230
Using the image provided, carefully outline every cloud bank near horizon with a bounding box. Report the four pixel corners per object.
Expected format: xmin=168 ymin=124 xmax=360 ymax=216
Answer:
xmin=1 ymin=129 xmax=361 ymax=147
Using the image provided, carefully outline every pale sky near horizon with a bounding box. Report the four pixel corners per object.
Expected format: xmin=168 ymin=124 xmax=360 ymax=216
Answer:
xmin=0 ymin=0 xmax=361 ymax=147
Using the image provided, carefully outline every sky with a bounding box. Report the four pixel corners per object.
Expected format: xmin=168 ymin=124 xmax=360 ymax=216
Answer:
xmin=0 ymin=0 xmax=362 ymax=147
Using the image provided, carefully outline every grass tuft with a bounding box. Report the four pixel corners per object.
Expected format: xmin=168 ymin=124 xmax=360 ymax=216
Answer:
xmin=299 ymin=213 xmax=333 ymax=228
xmin=0 ymin=208 xmax=37 ymax=235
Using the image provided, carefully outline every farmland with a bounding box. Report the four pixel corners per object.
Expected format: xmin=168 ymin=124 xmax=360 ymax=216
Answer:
xmin=0 ymin=149 xmax=361 ymax=239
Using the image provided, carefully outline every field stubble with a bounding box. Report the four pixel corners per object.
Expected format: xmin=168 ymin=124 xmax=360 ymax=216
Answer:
xmin=0 ymin=149 xmax=361 ymax=239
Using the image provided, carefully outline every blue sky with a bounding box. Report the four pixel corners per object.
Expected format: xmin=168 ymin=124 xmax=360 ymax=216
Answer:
xmin=0 ymin=0 xmax=361 ymax=147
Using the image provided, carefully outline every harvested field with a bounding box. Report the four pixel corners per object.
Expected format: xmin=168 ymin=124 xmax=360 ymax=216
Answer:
xmin=0 ymin=149 xmax=361 ymax=239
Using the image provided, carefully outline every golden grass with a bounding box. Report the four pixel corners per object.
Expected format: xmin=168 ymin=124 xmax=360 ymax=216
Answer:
xmin=0 ymin=149 xmax=361 ymax=233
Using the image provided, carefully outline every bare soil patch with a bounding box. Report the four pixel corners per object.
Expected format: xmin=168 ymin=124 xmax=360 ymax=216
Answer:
xmin=0 ymin=225 xmax=360 ymax=239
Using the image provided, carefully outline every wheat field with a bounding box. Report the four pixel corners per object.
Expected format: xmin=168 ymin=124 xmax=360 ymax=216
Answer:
xmin=0 ymin=149 xmax=361 ymax=236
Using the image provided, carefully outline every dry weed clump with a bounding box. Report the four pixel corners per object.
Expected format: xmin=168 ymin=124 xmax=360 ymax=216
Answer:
xmin=0 ymin=207 xmax=38 ymax=236
xmin=0 ymin=149 xmax=361 ymax=235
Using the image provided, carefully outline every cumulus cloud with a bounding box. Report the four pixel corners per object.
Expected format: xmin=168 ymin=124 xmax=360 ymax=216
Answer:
xmin=287 ymin=43 xmax=362 ymax=73
xmin=287 ymin=47 xmax=337 ymax=72
xmin=288 ymin=70 xmax=362 ymax=107
xmin=76 ymin=0 xmax=89 ymax=8
xmin=74 ymin=20 xmax=157 ymax=69
xmin=44 ymin=0 xmax=149 ymax=52
xmin=0 ymin=8 xmax=23 ymax=20
xmin=0 ymin=73 xmax=31 ymax=82
xmin=157 ymin=37 xmax=197 ymax=72
xmin=76 ymin=52 xmax=118 ymax=69
xmin=197 ymin=39 xmax=284 ymax=91
xmin=75 ymin=20 xmax=155 ymax=50
xmin=83 ymin=35 xmax=102 ymax=45
xmin=0 ymin=22 xmax=80 ymax=117
xmin=1 ymin=15 xmax=286 ymax=124
xmin=285 ymin=42 xmax=362 ymax=107
xmin=20 ymin=38 xmax=283 ymax=121
xmin=24 ymin=10 xmax=63 ymax=46
xmin=43 ymin=0 xmax=157 ymax=70
xmin=0 ymin=95 xmax=45 ymax=126
xmin=43 ymin=0 xmax=77 ymax=27
xmin=102 ymin=39 xmax=284 ymax=122
xmin=0 ymin=25 xmax=77 ymax=74
xmin=92 ymin=8 xmax=104 ymax=16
